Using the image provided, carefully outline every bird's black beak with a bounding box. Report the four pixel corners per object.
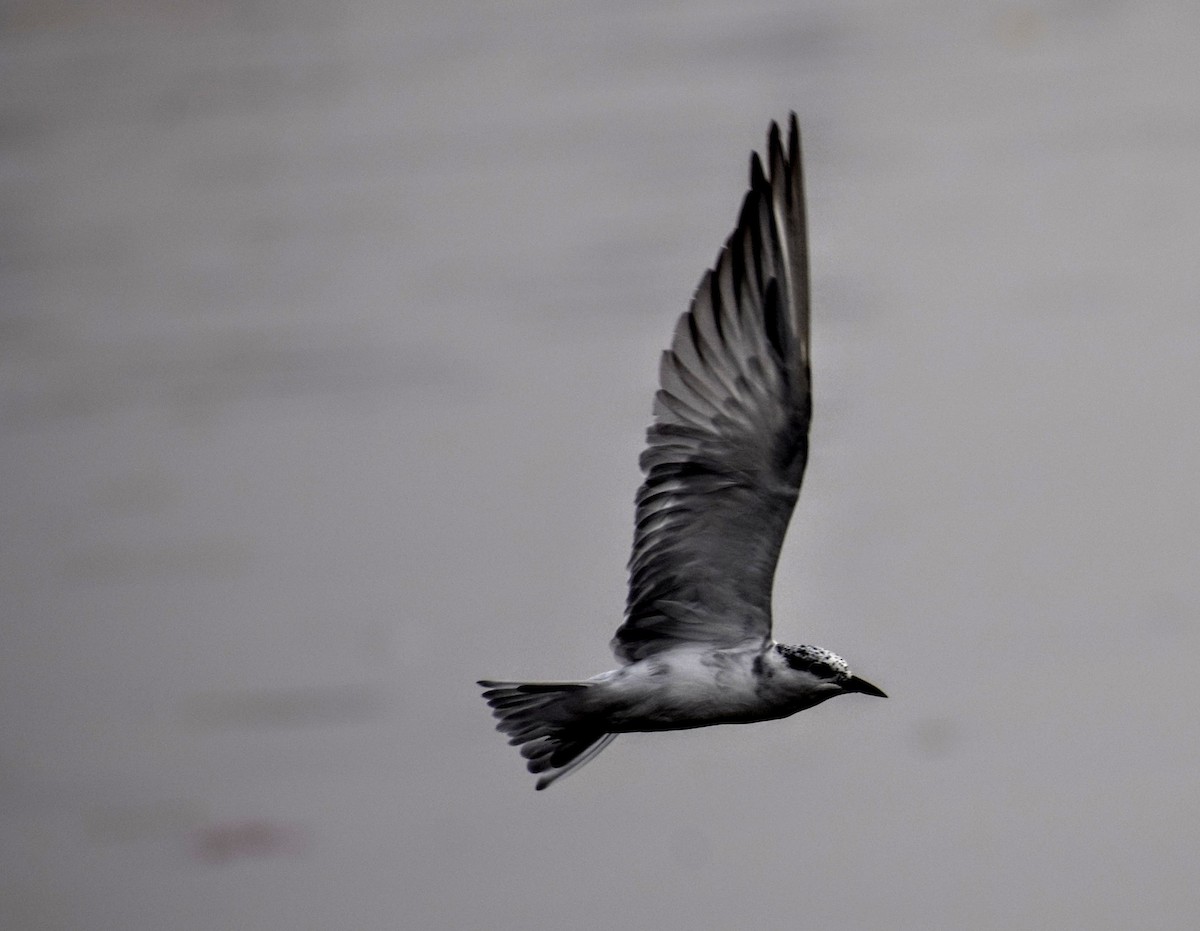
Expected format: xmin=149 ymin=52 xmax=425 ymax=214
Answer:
xmin=843 ymin=675 xmax=887 ymax=698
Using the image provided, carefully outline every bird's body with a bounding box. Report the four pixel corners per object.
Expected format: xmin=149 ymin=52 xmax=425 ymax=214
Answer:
xmin=559 ymin=644 xmax=872 ymax=731
xmin=480 ymin=115 xmax=886 ymax=789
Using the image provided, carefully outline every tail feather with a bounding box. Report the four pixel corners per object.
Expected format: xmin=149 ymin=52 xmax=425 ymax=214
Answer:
xmin=478 ymin=680 xmax=616 ymax=790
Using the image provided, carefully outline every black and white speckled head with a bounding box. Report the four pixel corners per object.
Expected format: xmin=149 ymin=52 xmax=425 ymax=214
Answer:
xmin=776 ymin=643 xmax=849 ymax=680
xmin=775 ymin=643 xmax=887 ymax=697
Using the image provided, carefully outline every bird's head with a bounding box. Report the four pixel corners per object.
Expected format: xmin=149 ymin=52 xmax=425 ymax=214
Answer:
xmin=774 ymin=643 xmax=887 ymax=700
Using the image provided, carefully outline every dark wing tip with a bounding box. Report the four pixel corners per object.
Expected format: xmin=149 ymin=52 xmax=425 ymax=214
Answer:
xmin=767 ymin=118 xmax=783 ymax=163
xmin=749 ymin=151 xmax=766 ymax=190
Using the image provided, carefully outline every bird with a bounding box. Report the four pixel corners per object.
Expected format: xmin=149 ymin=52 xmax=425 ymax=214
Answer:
xmin=479 ymin=114 xmax=886 ymax=790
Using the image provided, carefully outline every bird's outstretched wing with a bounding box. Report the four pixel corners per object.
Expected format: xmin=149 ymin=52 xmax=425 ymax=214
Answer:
xmin=611 ymin=114 xmax=810 ymax=664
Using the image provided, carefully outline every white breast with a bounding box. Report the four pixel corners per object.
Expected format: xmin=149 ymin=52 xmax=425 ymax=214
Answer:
xmin=592 ymin=647 xmax=774 ymax=731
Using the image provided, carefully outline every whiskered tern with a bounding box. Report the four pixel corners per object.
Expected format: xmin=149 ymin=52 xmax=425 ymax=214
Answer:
xmin=480 ymin=115 xmax=886 ymax=789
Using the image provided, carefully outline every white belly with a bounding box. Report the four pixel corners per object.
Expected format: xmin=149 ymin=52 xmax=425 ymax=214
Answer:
xmin=590 ymin=649 xmax=778 ymax=731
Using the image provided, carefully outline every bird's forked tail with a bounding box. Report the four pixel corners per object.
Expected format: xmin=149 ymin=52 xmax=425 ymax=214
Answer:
xmin=478 ymin=680 xmax=617 ymax=790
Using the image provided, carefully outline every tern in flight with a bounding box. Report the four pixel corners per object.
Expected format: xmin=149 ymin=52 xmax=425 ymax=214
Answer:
xmin=479 ymin=115 xmax=886 ymax=789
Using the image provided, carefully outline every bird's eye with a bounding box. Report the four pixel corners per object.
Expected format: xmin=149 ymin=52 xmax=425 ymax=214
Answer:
xmin=785 ymin=652 xmax=827 ymax=677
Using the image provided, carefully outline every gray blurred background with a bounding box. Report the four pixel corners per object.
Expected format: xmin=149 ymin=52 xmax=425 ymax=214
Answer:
xmin=3 ymin=1 xmax=1199 ymax=929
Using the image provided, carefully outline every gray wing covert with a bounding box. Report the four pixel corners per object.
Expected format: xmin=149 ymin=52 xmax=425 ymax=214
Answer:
xmin=612 ymin=115 xmax=812 ymax=664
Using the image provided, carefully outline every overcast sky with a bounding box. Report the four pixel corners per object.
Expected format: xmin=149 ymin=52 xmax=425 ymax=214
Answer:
xmin=3 ymin=1 xmax=1199 ymax=928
